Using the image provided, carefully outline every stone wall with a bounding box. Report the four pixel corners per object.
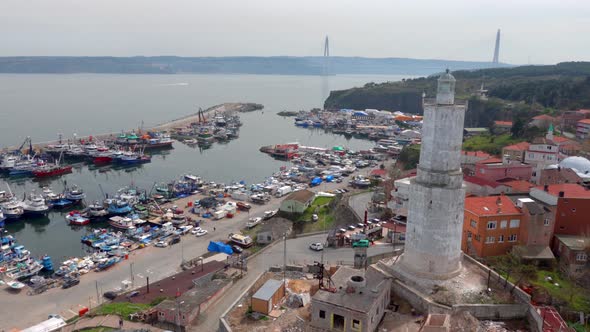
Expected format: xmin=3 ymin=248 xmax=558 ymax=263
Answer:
xmin=452 ymin=304 xmax=528 ymax=320
xmin=390 ymin=278 xmax=451 ymax=315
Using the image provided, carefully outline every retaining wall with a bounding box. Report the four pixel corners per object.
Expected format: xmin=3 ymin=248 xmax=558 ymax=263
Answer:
xmin=452 ymin=304 xmax=528 ymax=320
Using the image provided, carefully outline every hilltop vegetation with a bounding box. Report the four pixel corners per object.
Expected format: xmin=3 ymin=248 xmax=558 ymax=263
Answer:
xmin=325 ymin=62 xmax=590 ymax=126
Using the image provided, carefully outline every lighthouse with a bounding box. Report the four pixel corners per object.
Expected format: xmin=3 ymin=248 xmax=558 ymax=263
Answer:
xmin=399 ymin=70 xmax=467 ymax=280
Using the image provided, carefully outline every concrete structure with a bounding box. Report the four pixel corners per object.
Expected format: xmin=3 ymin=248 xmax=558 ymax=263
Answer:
xmin=524 ymin=126 xmax=572 ymax=183
xmin=502 ymin=142 xmax=530 ymax=163
xmin=399 ymin=70 xmax=467 ymax=279
xmin=389 ymin=177 xmax=411 ymax=217
xmin=251 ymin=279 xmax=285 ymax=315
xmin=256 ymin=218 xmax=292 ymax=245
xmin=279 ymin=189 xmax=315 ymax=214
xmin=463 ymin=127 xmax=489 ymax=137
xmin=310 ymin=266 xmax=391 ymax=332
xmin=562 ymin=109 xmax=590 ymax=129
xmin=463 ymin=176 xmax=510 ymax=197
xmin=576 ymin=118 xmax=590 ymax=139
xmin=462 ymin=195 xmax=523 ymax=257
xmin=552 ymin=235 xmax=589 ymax=278
xmin=419 ymin=314 xmax=450 ymax=332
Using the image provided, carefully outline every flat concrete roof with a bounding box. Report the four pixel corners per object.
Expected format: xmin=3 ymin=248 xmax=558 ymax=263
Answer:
xmin=253 ymin=279 xmax=283 ymax=301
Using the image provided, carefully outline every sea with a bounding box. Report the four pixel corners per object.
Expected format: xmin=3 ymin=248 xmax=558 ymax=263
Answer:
xmin=0 ymin=73 xmax=409 ymax=263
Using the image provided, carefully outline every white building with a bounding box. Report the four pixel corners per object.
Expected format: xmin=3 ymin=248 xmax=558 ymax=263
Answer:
xmin=398 ymin=70 xmax=467 ymax=279
xmin=388 ymin=177 xmax=411 ymax=217
xmin=524 ymin=125 xmax=567 ymax=183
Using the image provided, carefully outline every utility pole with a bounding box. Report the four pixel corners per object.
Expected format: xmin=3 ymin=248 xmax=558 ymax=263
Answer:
xmin=283 ymin=233 xmax=287 ymax=288
xmin=130 ymin=262 xmax=134 ymax=288
xmin=95 ymin=280 xmax=100 ymax=305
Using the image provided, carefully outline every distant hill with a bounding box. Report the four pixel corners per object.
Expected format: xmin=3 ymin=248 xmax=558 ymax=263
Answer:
xmin=324 ymin=62 xmax=590 ymax=127
xmin=0 ymin=56 xmax=507 ymax=76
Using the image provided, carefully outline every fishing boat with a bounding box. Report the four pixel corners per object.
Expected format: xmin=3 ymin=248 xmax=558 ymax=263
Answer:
xmin=0 ymin=208 xmax=5 ymax=228
xmin=7 ymin=281 xmax=26 ymax=290
xmin=141 ymin=133 xmax=173 ymax=149
xmin=32 ymin=163 xmax=72 ymax=178
xmin=20 ymin=191 xmax=50 ymax=216
xmin=96 ymin=257 xmax=120 ymax=271
xmin=6 ymin=259 xmax=43 ymax=280
xmin=65 ymin=185 xmax=86 ymax=202
xmin=92 ymin=152 xmax=114 ymax=165
xmin=117 ymin=153 xmax=151 ymax=165
xmin=105 ymin=199 xmax=133 ymax=215
xmin=81 ymin=202 xmax=108 ymax=219
xmin=1 ymin=197 xmax=24 ymax=220
xmin=66 ymin=211 xmax=90 ymax=226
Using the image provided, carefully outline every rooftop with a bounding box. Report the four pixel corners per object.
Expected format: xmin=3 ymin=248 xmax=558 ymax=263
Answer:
xmin=532 ymin=183 xmax=590 ymax=198
xmin=464 ymin=195 xmax=522 ymax=216
xmin=476 ymin=157 xmax=504 ymax=165
xmin=464 ymin=175 xmax=503 ymax=189
xmin=512 ymin=245 xmax=555 ymax=260
xmin=494 ymin=121 xmax=513 ymax=126
xmin=532 ymin=114 xmax=556 ymax=121
xmin=496 ymin=179 xmax=534 ymax=193
xmin=578 ymin=118 xmax=590 ymax=125
xmin=252 ymin=279 xmax=283 ymax=301
xmin=554 ymin=234 xmax=590 ymax=251
xmin=312 ymin=266 xmax=387 ymax=314
xmin=503 ymin=142 xmax=530 ymax=151
xmin=461 ymin=150 xmax=491 ymax=158
xmin=284 ymin=189 xmax=315 ymax=203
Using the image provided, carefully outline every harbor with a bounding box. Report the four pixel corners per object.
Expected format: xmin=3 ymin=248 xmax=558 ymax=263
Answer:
xmin=0 ymin=100 xmax=391 ymax=301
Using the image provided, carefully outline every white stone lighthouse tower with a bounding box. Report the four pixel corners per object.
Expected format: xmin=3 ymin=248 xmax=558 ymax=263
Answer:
xmin=399 ymin=70 xmax=466 ymax=280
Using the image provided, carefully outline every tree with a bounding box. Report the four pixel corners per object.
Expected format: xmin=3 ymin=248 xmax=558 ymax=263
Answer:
xmin=511 ymin=117 xmax=525 ymax=137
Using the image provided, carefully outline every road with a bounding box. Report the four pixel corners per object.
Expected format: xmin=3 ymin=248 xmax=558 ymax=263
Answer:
xmin=0 ymin=175 xmax=370 ymax=329
xmin=197 ymin=233 xmax=395 ymax=332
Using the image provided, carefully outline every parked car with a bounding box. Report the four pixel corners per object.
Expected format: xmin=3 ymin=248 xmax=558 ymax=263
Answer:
xmin=169 ymin=236 xmax=181 ymax=245
xmin=347 ymin=225 xmax=356 ymax=231
xmin=356 ymin=223 xmax=365 ymax=228
xmin=232 ymin=245 xmax=244 ymax=254
xmin=309 ymin=242 xmax=324 ymax=251
xmin=195 ymin=229 xmax=208 ymax=237
xmin=62 ymin=278 xmax=80 ymax=289
xmin=103 ymin=291 xmax=118 ymax=300
xmin=126 ymin=291 xmax=140 ymax=299
xmin=312 ymin=214 xmax=319 ymax=222
xmin=155 ymin=241 xmax=168 ymax=248
xmin=191 ymin=227 xmax=202 ymax=235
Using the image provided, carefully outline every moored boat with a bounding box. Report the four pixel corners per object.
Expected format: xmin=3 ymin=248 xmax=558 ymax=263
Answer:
xmin=65 ymin=185 xmax=86 ymax=202
xmin=66 ymin=211 xmax=90 ymax=226
xmin=32 ymin=164 xmax=72 ymax=178
xmin=20 ymin=191 xmax=50 ymax=216
xmin=1 ymin=197 xmax=24 ymax=220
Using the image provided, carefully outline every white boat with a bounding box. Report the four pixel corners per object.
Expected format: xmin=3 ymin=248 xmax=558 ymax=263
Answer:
xmin=1 ymin=197 xmax=24 ymax=220
xmin=7 ymin=281 xmax=26 ymax=290
xmin=20 ymin=191 xmax=50 ymax=216
xmin=65 ymin=185 xmax=86 ymax=202
xmin=83 ymin=202 xmax=109 ymax=219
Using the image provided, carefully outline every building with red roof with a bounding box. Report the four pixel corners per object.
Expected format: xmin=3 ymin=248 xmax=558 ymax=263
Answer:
xmin=502 ymin=142 xmax=530 ymax=163
xmin=462 ymin=195 xmax=523 ymax=257
xmin=474 ymin=159 xmax=532 ymax=182
xmin=496 ymin=179 xmax=535 ymax=194
xmin=463 ymin=175 xmax=510 ymax=197
xmin=493 ymin=120 xmax=513 ymax=134
xmin=576 ymin=118 xmax=590 ymax=139
xmin=529 ymin=114 xmax=557 ymax=129
xmin=530 ymin=183 xmax=590 ymax=236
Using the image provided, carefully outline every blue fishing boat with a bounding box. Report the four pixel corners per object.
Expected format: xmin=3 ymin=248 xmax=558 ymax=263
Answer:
xmin=41 ymin=255 xmax=54 ymax=272
xmin=106 ymin=199 xmax=133 ymax=215
xmin=96 ymin=257 xmax=120 ymax=271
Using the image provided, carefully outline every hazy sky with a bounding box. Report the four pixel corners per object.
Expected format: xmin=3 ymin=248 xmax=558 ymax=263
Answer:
xmin=1 ymin=0 xmax=588 ymax=64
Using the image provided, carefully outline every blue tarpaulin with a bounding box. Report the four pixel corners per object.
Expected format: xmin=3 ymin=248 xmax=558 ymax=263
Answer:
xmin=207 ymin=241 xmax=234 ymax=255
xmin=325 ymin=175 xmax=334 ymax=182
xmin=310 ymin=177 xmax=322 ymax=186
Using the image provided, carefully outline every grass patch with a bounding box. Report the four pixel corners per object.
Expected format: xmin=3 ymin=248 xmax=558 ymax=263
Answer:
xmin=530 ymin=270 xmax=590 ymax=312
xmin=93 ymin=302 xmax=151 ymax=320
xmin=462 ymin=133 xmax=522 ymax=155
xmin=312 ymin=196 xmax=334 ymax=206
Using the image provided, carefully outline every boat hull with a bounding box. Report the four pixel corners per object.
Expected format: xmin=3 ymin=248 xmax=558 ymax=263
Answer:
xmin=32 ymin=165 xmax=73 ymax=178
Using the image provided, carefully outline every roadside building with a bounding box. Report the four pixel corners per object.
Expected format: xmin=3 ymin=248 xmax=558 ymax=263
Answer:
xmin=562 ymin=109 xmax=590 ymax=129
xmin=576 ymin=119 xmax=590 ymax=139
xmin=256 ymin=218 xmax=293 ymax=245
xmin=552 ymin=235 xmax=589 ymax=278
xmin=251 ymin=279 xmax=286 ymax=315
xmin=474 ymin=159 xmax=533 ymax=182
xmin=529 ymin=183 xmax=590 ymax=236
xmin=462 ymin=195 xmax=523 ymax=257
xmin=279 ymin=189 xmax=315 ymax=214
xmin=524 ymin=126 xmax=568 ymax=183
xmin=502 ymin=142 xmax=530 ymax=163
xmin=493 ymin=120 xmax=513 ymax=134
xmin=310 ymin=266 xmax=391 ymax=332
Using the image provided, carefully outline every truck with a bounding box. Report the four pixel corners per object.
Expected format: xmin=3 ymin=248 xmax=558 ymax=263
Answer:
xmin=275 ymin=185 xmax=293 ymax=198
xmin=213 ymin=209 xmax=227 ymax=220
xmin=229 ymin=233 xmax=253 ymax=248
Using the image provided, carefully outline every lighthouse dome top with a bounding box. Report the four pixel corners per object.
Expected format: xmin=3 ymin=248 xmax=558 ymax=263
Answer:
xmin=436 ymin=69 xmax=456 ymax=105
